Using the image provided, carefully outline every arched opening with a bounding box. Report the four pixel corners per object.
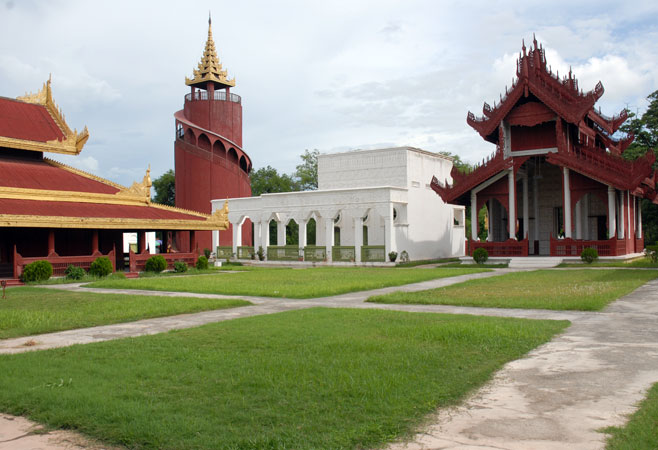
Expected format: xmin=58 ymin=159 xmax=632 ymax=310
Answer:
xmin=239 ymin=155 xmax=248 ymax=173
xmin=228 ymin=148 xmax=239 ymax=165
xmin=213 ymin=140 xmax=226 ymax=158
xmin=286 ymin=219 xmax=299 ymax=245
xmin=184 ymin=128 xmax=196 ymax=145
xmin=269 ymin=219 xmax=278 ymax=245
xmin=197 ymin=133 xmax=211 ymax=151
xmin=306 ymin=218 xmax=317 ymax=245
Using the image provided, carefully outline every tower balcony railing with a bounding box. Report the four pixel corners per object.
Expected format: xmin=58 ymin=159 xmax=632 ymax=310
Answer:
xmin=185 ymin=91 xmax=242 ymax=104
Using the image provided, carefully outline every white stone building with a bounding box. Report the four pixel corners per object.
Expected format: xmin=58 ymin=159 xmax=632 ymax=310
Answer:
xmin=211 ymin=147 xmax=465 ymax=262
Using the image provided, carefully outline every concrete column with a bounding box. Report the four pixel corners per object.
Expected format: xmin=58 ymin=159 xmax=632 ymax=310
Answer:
xmin=575 ymin=198 xmax=582 ymax=240
xmin=470 ymin=192 xmax=477 ymax=241
xmin=212 ymin=230 xmax=219 ymax=254
xmin=299 ymin=219 xmax=307 ymax=249
xmin=533 ymin=175 xmax=539 ymax=243
xmin=384 ymin=204 xmax=396 ymax=258
xmin=638 ymin=198 xmax=643 ymax=237
xmin=582 ymin=194 xmax=589 ymax=240
xmin=522 ymin=171 xmax=529 ymax=240
xmin=231 ymin=222 xmax=241 ymax=257
xmin=508 ymin=169 xmax=516 ymax=239
xmin=487 ymin=199 xmax=493 ymax=242
xmin=608 ymin=186 xmax=616 ymax=239
xmin=277 ymin=221 xmax=286 ymax=246
xmin=618 ymin=191 xmax=625 ymax=239
xmin=627 ymin=191 xmax=632 ymax=240
xmin=261 ymin=221 xmax=270 ymax=249
xmin=354 ymin=216 xmax=364 ymax=263
xmin=324 ymin=218 xmax=334 ymax=262
xmin=562 ymin=167 xmax=572 ymax=238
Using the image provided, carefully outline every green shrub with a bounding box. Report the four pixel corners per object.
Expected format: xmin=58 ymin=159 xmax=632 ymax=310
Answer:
xmin=196 ymin=255 xmax=209 ymax=270
xmin=388 ymin=251 xmax=398 ymax=262
xmin=473 ymin=248 xmax=488 ymax=264
xmin=21 ymin=260 xmax=53 ymax=282
xmin=89 ymin=257 xmax=113 ymax=277
xmin=203 ymin=248 xmax=211 ymax=259
xmin=64 ymin=265 xmax=86 ymax=280
xmin=399 ymin=250 xmax=409 ymax=263
xmin=145 ymin=255 xmax=167 ymax=273
xmin=108 ymin=272 xmax=126 ymax=280
xmin=257 ymin=246 xmax=265 ymax=261
xmin=174 ymin=261 xmax=188 ymax=273
xmin=580 ymin=247 xmax=599 ymax=264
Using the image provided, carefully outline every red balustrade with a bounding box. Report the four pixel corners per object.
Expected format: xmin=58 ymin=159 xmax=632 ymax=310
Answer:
xmin=469 ymin=238 xmax=528 ymax=257
xmin=13 ymin=246 xmax=116 ymax=278
xmin=128 ymin=250 xmax=196 ymax=272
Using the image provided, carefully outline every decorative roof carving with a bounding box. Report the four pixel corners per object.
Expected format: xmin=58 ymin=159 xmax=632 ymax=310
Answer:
xmin=13 ymin=76 xmax=89 ymax=155
xmin=116 ymin=166 xmax=152 ymax=202
xmin=185 ymin=16 xmax=236 ymax=89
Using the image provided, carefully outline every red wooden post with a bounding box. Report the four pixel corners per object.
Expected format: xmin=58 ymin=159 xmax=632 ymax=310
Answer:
xmin=139 ymin=231 xmax=147 ymax=254
xmin=190 ymin=230 xmax=197 ymax=255
xmin=92 ymin=230 xmax=99 ymax=255
xmin=48 ymin=230 xmax=56 ymax=256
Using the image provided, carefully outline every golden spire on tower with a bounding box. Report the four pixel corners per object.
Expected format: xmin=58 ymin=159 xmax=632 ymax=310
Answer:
xmin=185 ymin=13 xmax=236 ymax=88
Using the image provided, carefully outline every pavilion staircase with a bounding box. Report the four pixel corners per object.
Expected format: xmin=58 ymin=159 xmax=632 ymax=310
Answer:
xmin=507 ymin=257 xmax=562 ymax=269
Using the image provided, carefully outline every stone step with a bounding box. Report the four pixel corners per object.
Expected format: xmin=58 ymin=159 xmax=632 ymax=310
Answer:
xmin=508 ymin=257 xmax=562 ymax=269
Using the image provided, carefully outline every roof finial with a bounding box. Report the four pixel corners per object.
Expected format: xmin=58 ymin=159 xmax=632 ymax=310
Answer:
xmin=209 ymin=11 xmax=212 ymax=26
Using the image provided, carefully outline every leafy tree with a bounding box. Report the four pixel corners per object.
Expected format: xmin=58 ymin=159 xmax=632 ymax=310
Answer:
xmin=295 ymin=149 xmax=319 ymax=190
xmin=152 ymin=169 xmax=175 ymax=206
xmin=620 ymin=90 xmax=658 ymax=244
xmin=439 ymin=151 xmax=473 ymax=174
xmin=250 ymin=166 xmax=299 ymax=196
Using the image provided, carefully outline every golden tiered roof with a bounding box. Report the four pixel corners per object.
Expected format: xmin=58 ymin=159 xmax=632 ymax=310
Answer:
xmin=185 ymin=16 xmax=235 ymax=89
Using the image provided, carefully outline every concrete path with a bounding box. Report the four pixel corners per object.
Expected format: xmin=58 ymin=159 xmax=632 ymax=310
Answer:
xmin=1 ymin=268 xmax=658 ymax=449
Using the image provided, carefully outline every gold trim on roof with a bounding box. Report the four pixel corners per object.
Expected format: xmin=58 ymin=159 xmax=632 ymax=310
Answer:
xmin=14 ymin=76 xmax=89 ymax=155
xmin=116 ymin=166 xmax=152 ymax=202
xmin=185 ymin=17 xmax=236 ymax=88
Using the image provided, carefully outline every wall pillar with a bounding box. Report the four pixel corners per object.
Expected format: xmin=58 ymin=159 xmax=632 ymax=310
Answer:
xmin=253 ymin=221 xmax=261 ymax=252
xmin=354 ymin=216 xmax=364 ymax=263
xmin=299 ymin=219 xmax=307 ymax=251
xmin=231 ymin=223 xmax=241 ymax=257
xmin=508 ymin=169 xmax=516 ymax=239
xmin=385 ymin=204 xmax=396 ymax=258
xmin=212 ymin=230 xmax=219 ymax=254
xmin=533 ymin=175 xmax=539 ymax=243
xmin=470 ymin=191 xmax=477 ymax=241
xmin=575 ymin=197 xmax=582 ymax=240
xmin=261 ymin=221 xmax=270 ymax=252
xmin=638 ymin=198 xmax=643 ymax=237
xmin=608 ymin=186 xmax=616 ymax=239
xmin=582 ymin=194 xmax=589 ymax=240
xmin=618 ymin=191 xmax=625 ymax=239
xmin=487 ymin=199 xmax=493 ymax=242
xmin=522 ymin=171 xmax=529 ymax=240
xmin=563 ymin=167 xmax=572 ymax=238
xmin=277 ymin=221 xmax=286 ymax=246
xmin=324 ymin=218 xmax=334 ymax=262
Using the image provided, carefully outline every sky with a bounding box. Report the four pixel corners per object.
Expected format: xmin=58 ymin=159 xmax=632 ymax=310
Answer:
xmin=1 ymin=0 xmax=657 ymax=187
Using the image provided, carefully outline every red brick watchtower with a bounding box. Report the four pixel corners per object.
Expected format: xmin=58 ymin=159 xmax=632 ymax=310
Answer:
xmin=174 ymin=16 xmax=252 ymax=252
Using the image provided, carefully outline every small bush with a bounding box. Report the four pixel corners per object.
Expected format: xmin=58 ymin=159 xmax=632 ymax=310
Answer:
xmin=89 ymin=257 xmax=113 ymax=277
xmin=203 ymin=248 xmax=211 ymax=259
xmin=388 ymin=251 xmax=398 ymax=262
xmin=580 ymin=247 xmax=599 ymax=264
xmin=65 ymin=265 xmax=86 ymax=280
xmin=257 ymin=246 xmax=265 ymax=261
xmin=473 ymin=248 xmax=489 ymax=264
xmin=108 ymin=272 xmax=126 ymax=280
xmin=174 ymin=261 xmax=188 ymax=273
xmin=645 ymin=247 xmax=658 ymax=263
xmin=399 ymin=250 xmax=409 ymax=263
xmin=145 ymin=255 xmax=167 ymax=273
xmin=196 ymin=255 xmax=209 ymax=270
xmin=21 ymin=260 xmax=53 ymax=282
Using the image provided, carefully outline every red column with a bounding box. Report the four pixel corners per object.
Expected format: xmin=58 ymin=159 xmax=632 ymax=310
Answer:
xmin=139 ymin=231 xmax=147 ymax=254
xmin=190 ymin=230 xmax=197 ymax=255
xmin=48 ymin=230 xmax=56 ymax=256
xmin=92 ymin=230 xmax=99 ymax=255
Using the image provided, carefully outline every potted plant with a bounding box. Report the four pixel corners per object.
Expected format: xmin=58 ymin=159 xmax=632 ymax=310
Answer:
xmin=388 ymin=251 xmax=398 ymax=262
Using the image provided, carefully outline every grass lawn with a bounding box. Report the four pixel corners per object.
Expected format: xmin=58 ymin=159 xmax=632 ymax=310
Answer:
xmin=367 ymin=269 xmax=658 ymax=311
xmin=0 ymin=308 xmax=568 ymax=449
xmin=605 ymin=382 xmax=658 ymax=449
xmin=0 ymin=287 xmax=250 ymax=339
xmin=559 ymin=257 xmax=658 ymax=269
xmin=86 ymin=266 xmax=490 ymax=298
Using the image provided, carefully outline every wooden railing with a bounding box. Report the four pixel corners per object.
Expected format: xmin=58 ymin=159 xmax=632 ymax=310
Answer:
xmin=469 ymin=239 xmax=528 ymax=257
xmin=129 ymin=250 xmax=195 ymax=272
xmin=14 ymin=246 xmax=116 ymax=278
xmin=549 ymin=235 xmax=626 ymax=257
